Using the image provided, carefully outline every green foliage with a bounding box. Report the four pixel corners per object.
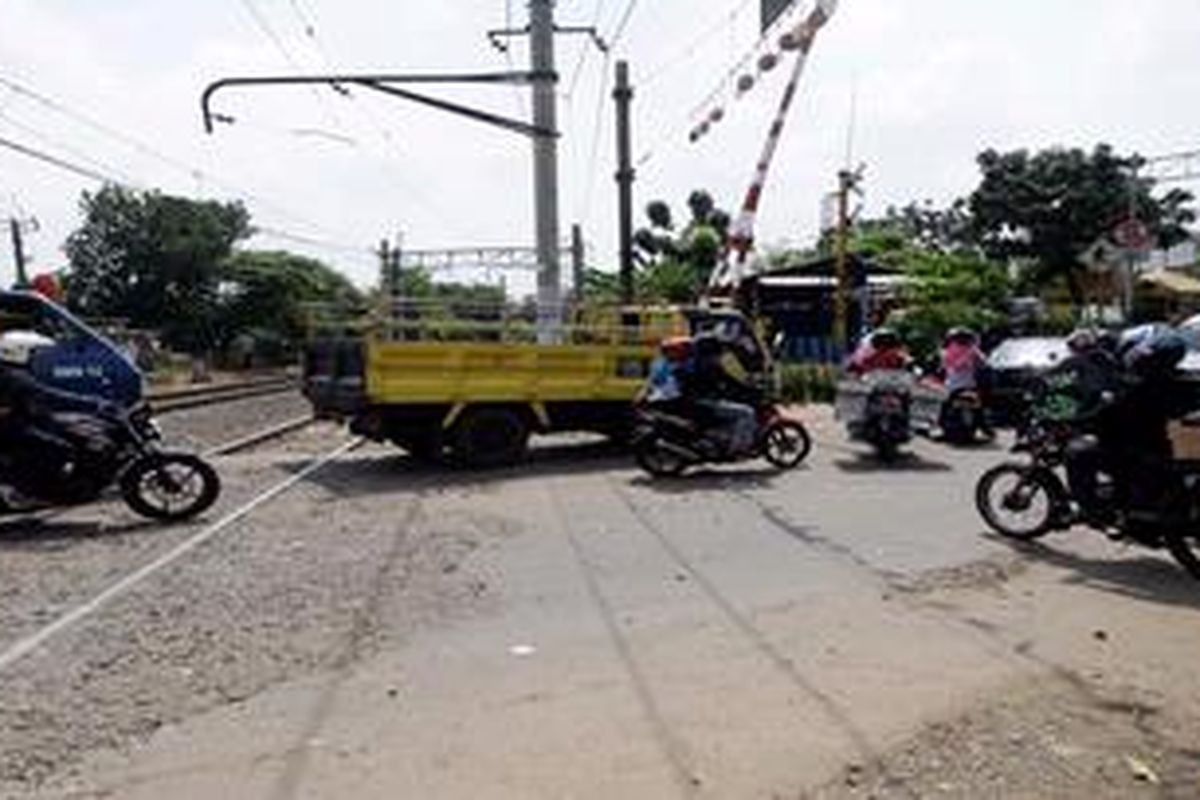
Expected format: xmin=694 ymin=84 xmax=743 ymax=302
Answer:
xmin=65 ymin=185 xmax=252 ymax=353
xmin=969 ymin=143 xmax=1195 ymax=300
xmin=627 ymin=189 xmax=734 ymax=303
xmin=779 ymin=363 xmax=838 ymax=405
xmin=890 ymin=248 xmax=1013 ymax=360
xmin=639 ymin=258 xmax=701 ymax=304
xmin=217 ymin=250 xmax=363 ymax=359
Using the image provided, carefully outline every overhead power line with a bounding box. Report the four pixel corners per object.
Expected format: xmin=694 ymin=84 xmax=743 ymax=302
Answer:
xmin=565 ymin=0 xmax=610 ymax=99
xmin=0 ymin=109 xmax=141 ymax=187
xmin=0 ymin=73 xmax=350 ymax=239
xmin=0 ymin=131 xmax=374 ymax=262
xmin=0 ymin=133 xmax=117 ymax=184
xmin=608 ymin=0 xmax=641 ymax=51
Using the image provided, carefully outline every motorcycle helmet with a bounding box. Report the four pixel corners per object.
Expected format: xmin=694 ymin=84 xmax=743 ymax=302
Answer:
xmin=869 ymin=327 xmax=901 ymax=350
xmin=0 ymin=330 xmax=54 ymax=366
xmin=1065 ymin=328 xmax=1100 ymax=354
xmin=660 ymin=336 xmax=694 ymax=363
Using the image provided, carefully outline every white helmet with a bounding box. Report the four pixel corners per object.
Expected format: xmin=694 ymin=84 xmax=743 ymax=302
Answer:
xmin=0 ymin=330 xmax=55 ymax=366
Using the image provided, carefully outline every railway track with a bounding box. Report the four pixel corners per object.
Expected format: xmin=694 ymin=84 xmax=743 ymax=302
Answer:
xmin=148 ymin=376 xmax=298 ymax=414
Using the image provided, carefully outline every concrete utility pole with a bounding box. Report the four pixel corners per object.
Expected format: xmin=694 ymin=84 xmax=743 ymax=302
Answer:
xmin=613 ymin=60 xmax=635 ymax=306
xmin=832 ymin=170 xmax=853 ymax=352
xmin=8 ymin=218 xmax=29 ymax=289
xmin=570 ymin=223 xmax=586 ymax=304
xmin=529 ymin=0 xmax=562 ymax=341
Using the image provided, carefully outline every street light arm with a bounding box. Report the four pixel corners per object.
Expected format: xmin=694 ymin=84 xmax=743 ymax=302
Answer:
xmin=358 ymin=81 xmax=556 ymax=139
xmin=200 ymin=70 xmax=551 ymax=136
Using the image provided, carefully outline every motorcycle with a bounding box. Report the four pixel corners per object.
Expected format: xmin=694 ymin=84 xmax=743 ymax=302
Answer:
xmin=975 ymin=417 xmax=1200 ymax=581
xmin=0 ymin=404 xmax=221 ymax=521
xmin=939 ymin=387 xmax=993 ymax=445
xmin=838 ymin=370 xmax=934 ymax=461
xmin=631 ymin=400 xmax=811 ymax=478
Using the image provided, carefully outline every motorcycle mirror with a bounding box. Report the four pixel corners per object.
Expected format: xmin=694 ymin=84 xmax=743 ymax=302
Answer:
xmin=771 ymin=331 xmax=785 ymax=357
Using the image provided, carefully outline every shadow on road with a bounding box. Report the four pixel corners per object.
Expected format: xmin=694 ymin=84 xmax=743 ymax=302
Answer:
xmin=0 ymin=514 xmax=158 ymax=551
xmin=833 ymin=451 xmax=952 ymax=474
xmin=984 ymin=531 xmax=1200 ymax=610
xmin=290 ymin=438 xmax=634 ymax=498
xmin=626 ymin=465 xmax=792 ymax=494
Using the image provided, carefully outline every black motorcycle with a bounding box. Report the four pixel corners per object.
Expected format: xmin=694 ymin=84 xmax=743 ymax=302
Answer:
xmin=975 ymin=417 xmax=1200 ymax=581
xmin=0 ymin=404 xmax=221 ymax=521
xmin=939 ymin=387 xmax=993 ymax=445
xmin=631 ymin=400 xmax=811 ymax=478
xmin=840 ymin=371 xmax=919 ymax=461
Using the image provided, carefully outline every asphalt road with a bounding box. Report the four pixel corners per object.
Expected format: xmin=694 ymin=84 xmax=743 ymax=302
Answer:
xmin=6 ymin=408 xmax=1200 ymax=799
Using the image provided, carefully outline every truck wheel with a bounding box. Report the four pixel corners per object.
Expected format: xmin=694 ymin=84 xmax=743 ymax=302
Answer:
xmin=450 ymin=408 xmax=530 ymax=468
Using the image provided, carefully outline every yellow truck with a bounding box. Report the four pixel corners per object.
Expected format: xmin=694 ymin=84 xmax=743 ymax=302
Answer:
xmin=302 ymin=306 xmax=767 ymax=467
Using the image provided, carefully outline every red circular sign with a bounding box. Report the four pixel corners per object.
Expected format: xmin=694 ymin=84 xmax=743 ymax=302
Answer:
xmin=1113 ymin=218 xmax=1152 ymax=251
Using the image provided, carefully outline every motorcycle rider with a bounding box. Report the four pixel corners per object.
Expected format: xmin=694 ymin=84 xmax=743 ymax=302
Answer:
xmin=686 ymin=332 xmax=760 ymax=456
xmin=846 ymin=328 xmax=913 ymax=375
xmin=941 ymin=327 xmax=987 ymax=392
xmin=0 ymin=330 xmax=120 ymax=476
xmin=638 ymin=336 xmax=694 ymax=417
xmin=1054 ymin=326 xmax=1189 ymax=526
xmin=939 ymin=326 xmax=993 ymax=440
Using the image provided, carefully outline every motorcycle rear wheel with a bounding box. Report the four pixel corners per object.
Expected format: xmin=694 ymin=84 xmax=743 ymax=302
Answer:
xmin=874 ymin=439 xmax=901 ymax=463
xmin=975 ymin=463 xmax=1056 ymax=540
xmin=120 ymin=452 xmax=221 ymax=521
xmin=763 ymin=421 xmax=812 ymax=469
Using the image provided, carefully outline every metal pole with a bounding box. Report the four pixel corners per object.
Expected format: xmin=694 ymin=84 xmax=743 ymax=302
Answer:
xmin=613 ymin=60 xmax=635 ymax=306
xmin=832 ymin=170 xmax=850 ymax=353
xmin=570 ymin=223 xmax=585 ymax=304
xmin=9 ymin=219 xmax=28 ymax=289
xmin=1123 ymin=164 xmax=1140 ymax=322
xmin=530 ymin=0 xmax=562 ymax=342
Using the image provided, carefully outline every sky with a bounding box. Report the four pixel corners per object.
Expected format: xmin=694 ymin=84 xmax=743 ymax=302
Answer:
xmin=1 ymin=0 xmax=1198 ymax=294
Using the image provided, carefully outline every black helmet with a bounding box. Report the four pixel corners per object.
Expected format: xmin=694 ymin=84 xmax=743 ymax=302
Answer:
xmin=869 ymin=327 xmax=901 ymax=349
xmin=1066 ymin=328 xmax=1099 ymax=354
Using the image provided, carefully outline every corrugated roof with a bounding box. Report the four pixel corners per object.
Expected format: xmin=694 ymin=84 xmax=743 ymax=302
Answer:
xmin=1138 ymin=268 xmax=1200 ymax=297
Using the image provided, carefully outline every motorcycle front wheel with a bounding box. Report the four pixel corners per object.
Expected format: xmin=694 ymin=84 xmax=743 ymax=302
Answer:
xmin=762 ymin=421 xmax=812 ymax=469
xmin=633 ymin=438 xmax=689 ymax=478
xmin=1164 ymin=533 xmax=1200 ymax=582
xmin=975 ymin=463 xmax=1056 ymax=540
xmin=120 ymin=452 xmax=221 ymax=521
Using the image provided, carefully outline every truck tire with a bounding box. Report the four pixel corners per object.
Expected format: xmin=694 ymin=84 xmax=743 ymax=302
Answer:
xmin=450 ymin=408 xmax=530 ymax=468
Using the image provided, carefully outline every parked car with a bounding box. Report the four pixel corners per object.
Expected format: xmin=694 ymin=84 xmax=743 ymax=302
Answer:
xmin=983 ymin=336 xmax=1069 ymax=428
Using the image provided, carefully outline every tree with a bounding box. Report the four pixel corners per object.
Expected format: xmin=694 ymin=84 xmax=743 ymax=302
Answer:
xmin=890 ymin=249 xmax=1013 ymax=361
xmin=216 ymin=250 xmax=363 ymax=358
xmin=969 ymin=144 xmax=1195 ymax=302
xmin=630 ymin=189 xmax=734 ymax=303
xmin=64 ymin=185 xmax=251 ymax=352
xmin=829 ymin=210 xmax=1012 ymax=359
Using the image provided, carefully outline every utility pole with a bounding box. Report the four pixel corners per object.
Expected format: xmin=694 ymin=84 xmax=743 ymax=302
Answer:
xmin=529 ymin=0 xmax=562 ymax=341
xmin=832 ymin=170 xmax=852 ymax=353
xmin=613 ymin=60 xmax=635 ymax=306
xmin=570 ymin=223 xmax=586 ymax=304
xmin=203 ymin=1 xmax=608 ymax=341
xmin=832 ymin=166 xmax=863 ymax=353
xmin=8 ymin=218 xmax=29 ymax=289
